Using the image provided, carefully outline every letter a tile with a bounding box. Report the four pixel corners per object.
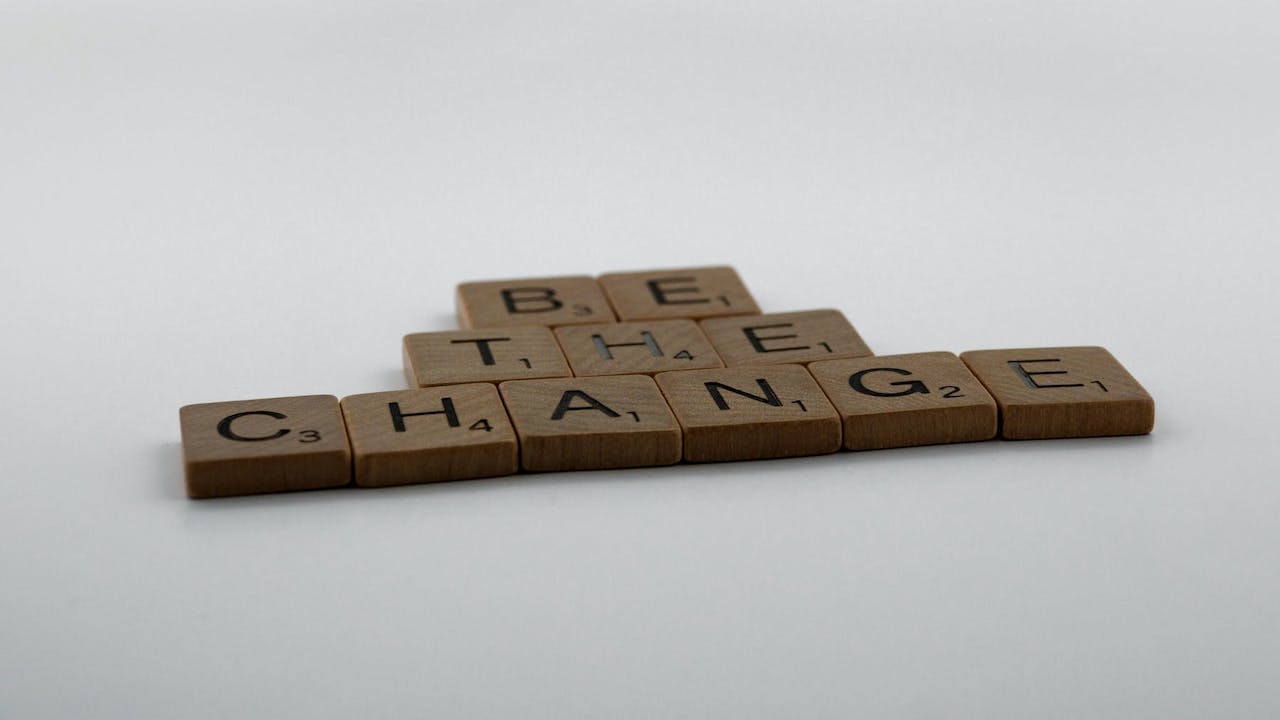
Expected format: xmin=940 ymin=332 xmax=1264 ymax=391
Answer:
xmin=179 ymin=395 xmax=351 ymax=498
xmin=960 ymin=346 xmax=1155 ymax=439
xmin=809 ymin=352 xmax=997 ymax=450
xmin=499 ymin=375 xmax=682 ymax=472
xmin=456 ymin=275 xmax=616 ymax=329
xmin=654 ymin=365 xmax=841 ymax=462
xmin=341 ymin=385 xmax=518 ymax=487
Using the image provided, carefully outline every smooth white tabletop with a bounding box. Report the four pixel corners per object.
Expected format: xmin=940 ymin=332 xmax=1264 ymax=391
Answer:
xmin=3 ymin=1 xmax=1278 ymax=717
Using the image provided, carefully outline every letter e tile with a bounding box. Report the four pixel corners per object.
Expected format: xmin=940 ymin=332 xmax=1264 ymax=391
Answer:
xmin=961 ymin=346 xmax=1155 ymax=439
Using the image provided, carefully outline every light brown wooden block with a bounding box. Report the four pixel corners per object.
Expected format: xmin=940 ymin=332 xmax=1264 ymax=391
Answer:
xmin=499 ymin=375 xmax=682 ymax=472
xmin=654 ymin=365 xmax=841 ymax=462
xmin=340 ymin=385 xmax=518 ymax=488
xmin=403 ymin=326 xmax=572 ymax=387
xmin=700 ymin=309 xmax=872 ymax=367
xmin=597 ymin=266 xmax=761 ymax=321
xmin=960 ymin=346 xmax=1155 ymax=440
xmin=809 ymin=352 xmax=998 ymax=450
xmin=456 ymin=275 xmax=615 ymax=328
xmin=553 ymin=319 xmax=724 ymax=377
xmin=179 ymin=395 xmax=351 ymax=498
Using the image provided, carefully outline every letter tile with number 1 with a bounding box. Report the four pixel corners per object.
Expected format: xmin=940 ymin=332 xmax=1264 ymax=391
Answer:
xmin=700 ymin=309 xmax=871 ymax=366
xmin=654 ymin=365 xmax=841 ymax=462
xmin=404 ymin=326 xmax=571 ymax=387
xmin=597 ymin=266 xmax=760 ymax=321
xmin=961 ymin=346 xmax=1155 ymax=439
xmin=499 ymin=375 xmax=682 ymax=472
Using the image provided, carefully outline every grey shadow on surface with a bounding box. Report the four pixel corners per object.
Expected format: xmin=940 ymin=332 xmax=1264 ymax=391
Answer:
xmin=156 ymin=441 xmax=188 ymax=501
xmin=172 ymin=432 xmax=1158 ymax=513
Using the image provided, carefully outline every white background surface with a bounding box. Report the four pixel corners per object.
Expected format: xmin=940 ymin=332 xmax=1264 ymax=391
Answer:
xmin=3 ymin=1 xmax=1278 ymax=717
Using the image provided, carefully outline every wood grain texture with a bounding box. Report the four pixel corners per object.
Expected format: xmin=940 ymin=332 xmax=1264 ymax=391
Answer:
xmin=554 ymin=319 xmax=723 ymax=377
xmin=809 ymin=351 xmax=997 ymax=450
xmin=597 ymin=266 xmax=761 ymax=321
xmin=340 ymin=385 xmax=518 ymax=488
xmin=960 ymin=346 xmax=1155 ymax=440
xmin=700 ymin=309 xmax=872 ymax=367
xmin=403 ymin=326 xmax=571 ymax=388
xmin=654 ymin=365 xmax=841 ymax=462
xmin=456 ymin=275 xmax=616 ymax=329
xmin=179 ymin=395 xmax=351 ymax=498
xmin=498 ymin=375 xmax=681 ymax=472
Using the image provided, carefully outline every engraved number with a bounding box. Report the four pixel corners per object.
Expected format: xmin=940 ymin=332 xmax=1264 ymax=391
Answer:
xmin=518 ymin=357 xmax=532 ymax=368
xmin=626 ymin=411 xmax=640 ymax=422
xmin=940 ymin=385 xmax=964 ymax=398
xmin=674 ymin=350 xmax=694 ymax=360
xmin=818 ymin=341 xmax=832 ymax=353
xmin=572 ymin=304 xmax=593 ymax=316
xmin=1092 ymin=380 xmax=1109 ymax=392
xmin=469 ymin=419 xmax=493 ymax=432
xmin=791 ymin=400 xmax=807 ymax=412
xmin=298 ymin=430 xmax=322 ymax=443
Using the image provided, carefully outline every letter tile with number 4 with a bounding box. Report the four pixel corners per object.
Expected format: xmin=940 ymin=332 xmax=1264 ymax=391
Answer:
xmin=456 ymin=275 xmax=616 ymax=329
xmin=553 ymin=319 xmax=723 ymax=377
xmin=654 ymin=365 xmax=841 ymax=462
xmin=700 ymin=309 xmax=871 ymax=367
xmin=961 ymin=346 xmax=1155 ymax=439
xmin=809 ymin=352 xmax=997 ymax=450
xmin=179 ymin=395 xmax=351 ymax=498
xmin=597 ymin=266 xmax=760 ymax=321
xmin=341 ymin=385 xmax=518 ymax=487
xmin=499 ymin=375 xmax=682 ymax=472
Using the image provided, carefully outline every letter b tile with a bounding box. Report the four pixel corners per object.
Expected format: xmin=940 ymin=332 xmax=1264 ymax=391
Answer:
xmin=179 ymin=395 xmax=351 ymax=498
xmin=456 ymin=275 xmax=616 ymax=329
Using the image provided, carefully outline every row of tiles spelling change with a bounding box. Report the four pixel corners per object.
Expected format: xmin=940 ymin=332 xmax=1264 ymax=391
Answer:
xmin=180 ymin=349 xmax=1155 ymax=498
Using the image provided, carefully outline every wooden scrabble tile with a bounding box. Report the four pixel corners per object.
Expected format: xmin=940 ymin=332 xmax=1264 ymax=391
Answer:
xmin=700 ymin=309 xmax=872 ymax=367
xmin=403 ymin=326 xmax=572 ymax=387
xmin=340 ymin=385 xmax=518 ymax=488
xmin=809 ymin=352 xmax=998 ymax=450
xmin=456 ymin=275 xmax=615 ymax=328
xmin=654 ymin=365 xmax=841 ymax=462
xmin=960 ymin=346 xmax=1155 ymax=440
xmin=597 ymin=265 xmax=761 ymax=321
xmin=179 ymin=395 xmax=351 ymax=498
xmin=553 ymin=319 xmax=724 ymax=377
xmin=499 ymin=375 xmax=682 ymax=472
